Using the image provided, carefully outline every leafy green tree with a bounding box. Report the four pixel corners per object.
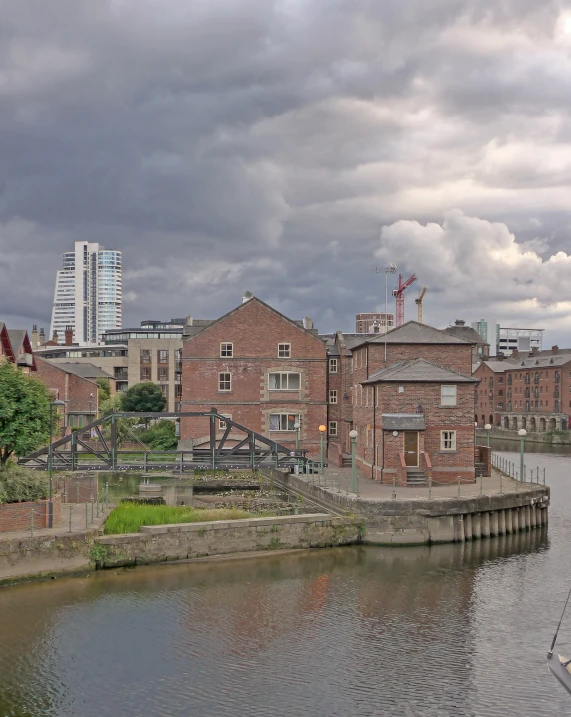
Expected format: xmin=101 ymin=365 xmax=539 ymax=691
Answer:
xmin=121 ymin=382 xmax=166 ymax=413
xmin=0 ymin=364 xmax=54 ymax=468
xmin=99 ymin=393 xmax=123 ymax=417
xmin=134 ymin=420 xmax=178 ymax=450
xmin=96 ymin=377 xmax=111 ymax=403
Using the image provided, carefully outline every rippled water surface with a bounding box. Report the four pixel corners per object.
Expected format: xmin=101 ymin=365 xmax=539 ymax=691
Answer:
xmin=2 ymin=447 xmax=571 ymax=716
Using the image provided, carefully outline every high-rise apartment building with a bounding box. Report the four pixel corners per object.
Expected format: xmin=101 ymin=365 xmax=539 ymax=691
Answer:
xmin=355 ymin=313 xmax=394 ymax=334
xmin=471 ymin=319 xmax=488 ymax=343
xmin=50 ymin=241 xmax=122 ymax=345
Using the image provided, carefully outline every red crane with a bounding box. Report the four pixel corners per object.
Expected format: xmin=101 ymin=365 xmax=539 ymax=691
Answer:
xmin=392 ymin=273 xmax=417 ymax=326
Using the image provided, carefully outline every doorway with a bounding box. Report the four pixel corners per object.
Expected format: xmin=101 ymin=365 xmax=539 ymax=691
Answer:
xmin=404 ymin=431 xmax=419 ymax=467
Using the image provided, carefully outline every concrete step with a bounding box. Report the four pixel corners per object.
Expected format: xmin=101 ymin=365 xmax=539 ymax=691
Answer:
xmin=475 ymin=462 xmax=487 ymax=477
xmin=342 ymin=455 xmax=352 ymax=467
xmin=406 ymin=469 xmax=427 ymax=486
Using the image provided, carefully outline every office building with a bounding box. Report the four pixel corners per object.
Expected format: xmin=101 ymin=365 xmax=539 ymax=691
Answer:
xmin=355 ymin=313 xmax=394 ymax=334
xmin=50 ymin=241 xmax=122 ymax=345
xmin=471 ymin=319 xmax=488 ymax=343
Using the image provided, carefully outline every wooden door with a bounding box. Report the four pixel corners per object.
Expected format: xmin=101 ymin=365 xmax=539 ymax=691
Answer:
xmin=404 ymin=431 xmax=419 ymax=467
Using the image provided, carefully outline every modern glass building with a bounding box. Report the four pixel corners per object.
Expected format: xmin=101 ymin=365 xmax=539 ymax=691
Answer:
xmin=50 ymin=241 xmax=122 ymax=345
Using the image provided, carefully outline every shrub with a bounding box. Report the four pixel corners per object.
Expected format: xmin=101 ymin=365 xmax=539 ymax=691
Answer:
xmin=0 ymin=465 xmax=49 ymax=505
xmin=134 ymin=421 xmax=178 ymax=450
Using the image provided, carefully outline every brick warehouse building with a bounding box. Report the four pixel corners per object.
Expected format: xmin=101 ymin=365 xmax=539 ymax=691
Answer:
xmin=179 ymin=296 xmax=328 ymax=457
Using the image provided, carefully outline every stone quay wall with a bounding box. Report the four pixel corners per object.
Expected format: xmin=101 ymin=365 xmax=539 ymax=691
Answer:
xmin=263 ymin=468 xmax=550 ymax=546
xmin=0 ymin=495 xmax=62 ymax=533
xmin=95 ymin=514 xmax=361 ymax=568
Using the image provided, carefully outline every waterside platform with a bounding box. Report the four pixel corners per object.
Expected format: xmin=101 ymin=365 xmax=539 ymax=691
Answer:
xmin=265 ymin=467 xmax=549 ymax=546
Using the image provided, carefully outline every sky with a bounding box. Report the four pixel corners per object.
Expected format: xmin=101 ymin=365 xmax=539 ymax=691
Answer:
xmin=1 ymin=0 xmax=571 ymax=346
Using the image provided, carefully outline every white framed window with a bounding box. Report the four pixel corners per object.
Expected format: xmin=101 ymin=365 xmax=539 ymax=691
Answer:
xmin=268 ymin=372 xmax=300 ymax=390
xmin=278 ymin=343 xmax=291 ymax=358
xmin=329 ymin=421 xmax=338 ymax=436
xmin=220 ymin=342 xmax=233 ymax=358
xmin=329 ymin=390 xmax=337 ymax=404
xmin=329 ymin=358 xmax=338 ymax=373
xmin=441 ymin=385 xmax=457 ymax=406
xmin=219 ymin=414 xmax=232 ymax=429
xmin=219 ymin=372 xmax=231 ymax=391
xmin=269 ymin=413 xmax=299 ymax=431
xmin=440 ymin=430 xmax=457 ymax=451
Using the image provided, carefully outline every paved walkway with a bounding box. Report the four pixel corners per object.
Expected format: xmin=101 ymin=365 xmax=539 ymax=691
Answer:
xmin=0 ymin=502 xmax=112 ymax=542
xmin=299 ymin=466 xmax=546 ymax=501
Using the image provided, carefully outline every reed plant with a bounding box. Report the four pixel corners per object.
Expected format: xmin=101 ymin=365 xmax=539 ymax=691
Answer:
xmin=104 ymin=502 xmax=253 ymax=534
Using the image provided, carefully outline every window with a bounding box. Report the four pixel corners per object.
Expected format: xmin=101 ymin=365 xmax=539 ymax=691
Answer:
xmin=140 ymin=349 xmax=151 ymax=364
xmin=158 ymin=367 xmax=168 ymax=381
xmin=140 ymin=366 xmax=151 ymax=381
xmin=441 ymin=385 xmax=457 ymax=406
xmin=329 ymin=358 xmax=338 ymax=373
xmin=278 ymin=343 xmax=291 ymax=358
xmin=329 ymin=421 xmax=338 ymax=436
xmin=219 ymin=373 xmax=231 ymax=391
xmin=218 ymin=414 xmax=232 ymax=429
xmin=329 ymin=390 xmax=338 ymax=404
xmin=220 ymin=343 xmax=233 ymax=358
xmin=175 ymin=383 xmax=182 ymax=398
xmin=268 ymin=372 xmax=300 ymax=390
xmin=160 ymin=384 xmax=168 ymax=398
xmin=441 ymin=430 xmax=456 ymax=450
xmin=269 ymin=413 xmax=299 ymax=431
xmin=158 ymin=350 xmax=168 ymax=364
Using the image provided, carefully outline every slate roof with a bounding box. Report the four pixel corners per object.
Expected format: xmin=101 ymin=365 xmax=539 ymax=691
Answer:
xmin=477 ymin=360 xmax=507 ymax=373
xmin=51 ymin=362 xmax=114 ymax=380
xmin=351 ymin=321 xmax=470 ymax=349
xmin=382 ymin=414 xmax=427 ymax=431
xmin=6 ymin=329 xmax=26 ymax=354
xmin=443 ymin=324 xmax=489 ymax=347
xmin=363 ymin=358 xmax=478 ymax=384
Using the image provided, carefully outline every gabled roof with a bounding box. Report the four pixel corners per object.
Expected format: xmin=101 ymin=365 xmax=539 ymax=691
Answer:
xmin=363 ymin=358 xmax=478 ymax=384
xmin=351 ymin=320 xmax=470 ymax=349
xmin=443 ymin=324 xmax=489 ymax=346
xmin=183 ymin=296 xmax=321 ymax=344
xmin=52 ymin=362 xmax=114 ymax=379
xmin=0 ymin=322 xmax=16 ymax=363
xmin=475 ymin=360 xmax=507 ymax=373
xmin=6 ymin=328 xmax=36 ymax=371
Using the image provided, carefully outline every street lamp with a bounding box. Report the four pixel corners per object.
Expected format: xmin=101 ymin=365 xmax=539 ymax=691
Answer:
xmin=294 ymin=421 xmax=300 ymax=475
xmin=384 ymin=263 xmax=397 ymax=362
xmin=349 ymin=429 xmax=358 ymax=494
xmin=484 ymin=423 xmax=492 ymax=447
xmin=319 ymin=424 xmax=327 ymax=476
xmin=518 ymin=428 xmax=526 ymax=482
xmin=49 ymin=399 xmax=66 ymax=528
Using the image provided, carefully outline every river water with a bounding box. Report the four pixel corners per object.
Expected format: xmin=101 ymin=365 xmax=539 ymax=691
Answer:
xmin=1 ymin=444 xmax=571 ymax=716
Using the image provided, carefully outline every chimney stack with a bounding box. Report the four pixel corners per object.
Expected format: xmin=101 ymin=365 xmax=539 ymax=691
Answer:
xmin=39 ymin=328 xmax=46 ymax=345
xmin=511 ymin=349 xmax=519 ymax=358
xmin=65 ymin=325 xmax=73 ymax=346
xmin=32 ymin=325 xmax=38 ymax=348
xmin=530 ymin=347 xmax=539 ymax=356
xmin=303 ymin=316 xmax=313 ymax=330
xmin=53 ymin=330 xmax=59 ymax=344
xmin=185 ymin=315 xmax=193 ymax=326
xmin=552 ymin=345 xmax=559 ymax=354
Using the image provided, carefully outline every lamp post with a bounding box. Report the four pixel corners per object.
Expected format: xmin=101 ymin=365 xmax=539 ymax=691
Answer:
xmin=319 ymin=424 xmax=327 ymax=476
xmin=349 ymin=429 xmax=358 ymax=494
xmin=518 ymin=428 xmax=526 ymax=482
xmin=49 ymin=399 xmax=66 ymax=528
xmin=294 ymin=421 xmax=300 ymax=475
xmin=484 ymin=423 xmax=492 ymax=447
xmin=384 ymin=263 xmax=397 ymax=362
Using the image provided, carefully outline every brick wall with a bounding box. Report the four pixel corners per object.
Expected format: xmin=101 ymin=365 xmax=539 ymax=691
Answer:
xmin=35 ymin=358 xmax=99 ymax=422
xmin=180 ymin=299 xmax=327 ymax=457
xmin=0 ymin=495 xmax=62 ymax=533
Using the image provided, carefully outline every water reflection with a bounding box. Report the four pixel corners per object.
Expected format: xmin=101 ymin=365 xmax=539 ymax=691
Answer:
xmin=0 ymin=451 xmax=569 ymax=716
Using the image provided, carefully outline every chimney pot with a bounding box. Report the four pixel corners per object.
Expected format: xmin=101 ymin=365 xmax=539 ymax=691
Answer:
xmin=454 ymin=319 xmax=465 ymax=326
xmin=552 ymin=345 xmax=559 ymax=354
xmin=511 ymin=349 xmax=519 ymax=357
xmin=242 ymin=290 xmax=253 ymax=303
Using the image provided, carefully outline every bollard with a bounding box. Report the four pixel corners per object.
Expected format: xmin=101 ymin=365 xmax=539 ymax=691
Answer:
xmin=500 ymin=470 xmax=503 ymax=494
xmin=537 ymin=465 xmax=540 ymax=484
xmin=428 ymin=475 xmax=432 ymax=500
xmin=480 ymin=473 xmax=483 ymax=496
xmin=346 ymin=472 xmax=349 ymax=496
xmin=392 ymin=476 xmax=396 ymax=500
xmin=457 ymin=476 xmax=461 ymax=497
xmin=85 ymin=503 xmax=88 ymax=530
xmin=69 ymin=504 xmax=73 ymax=533
xmin=76 ymin=483 xmax=79 ymax=503
xmin=91 ymin=498 xmax=94 ymax=523
xmin=30 ymin=509 xmax=34 ymax=537
xmin=543 ymin=468 xmax=546 ymax=486
xmin=338 ymin=473 xmax=342 ymax=493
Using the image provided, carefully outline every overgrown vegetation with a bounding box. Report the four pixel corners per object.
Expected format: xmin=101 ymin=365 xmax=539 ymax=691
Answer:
xmin=104 ymin=502 xmax=253 ymax=534
xmin=0 ymin=464 xmax=48 ymax=504
xmin=133 ymin=421 xmax=178 ymax=450
xmin=0 ymin=364 xmax=54 ymax=467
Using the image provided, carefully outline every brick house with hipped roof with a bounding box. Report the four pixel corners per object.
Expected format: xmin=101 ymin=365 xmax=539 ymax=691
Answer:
xmin=179 ymin=296 xmax=327 ymax=457
xmin=347 ymin=321 xmax=478 ymax=484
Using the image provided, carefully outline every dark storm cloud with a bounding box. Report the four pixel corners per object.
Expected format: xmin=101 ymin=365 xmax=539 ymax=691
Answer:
xmin=1 ymin=0 xmax=571 ymax=343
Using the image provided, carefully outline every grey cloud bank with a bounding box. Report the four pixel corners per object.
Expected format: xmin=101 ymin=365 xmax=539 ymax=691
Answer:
xmin=0 ymin=0 xmax=570 ymax=343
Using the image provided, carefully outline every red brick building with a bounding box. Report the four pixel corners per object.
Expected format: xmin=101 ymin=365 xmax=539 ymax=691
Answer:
xmin=474 ymin=347 xmax=571 ymax=431
xmin=0 ymin=324 xmax=36 ymax=373
xmin=342 ymin=322 xmax=478 ymax=484
xmin=179 ymin=297 xmax=327 ymax=457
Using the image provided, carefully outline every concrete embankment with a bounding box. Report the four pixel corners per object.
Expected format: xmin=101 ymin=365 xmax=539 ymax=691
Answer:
xmin=476 ymin=427 xmax=571 ymax=445
xmin=94 ymin=514 xmax=361 ymax=568
xmin=264 ymin=468 xmax=550 ymax=546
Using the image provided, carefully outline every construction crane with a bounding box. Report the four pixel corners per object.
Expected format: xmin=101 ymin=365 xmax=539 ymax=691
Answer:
xmin=415 ymin=287 xmax=427 ymax=324
xmin=393 ymin=273 xmax=417 ymax=326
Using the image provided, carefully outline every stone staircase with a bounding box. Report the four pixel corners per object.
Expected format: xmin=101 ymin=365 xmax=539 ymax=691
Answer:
xmin=475 ymin=462 xmax=487 ymax=477
xmin=342 ymin=454 xmax=352 ymax=467
xmin=406 ymin=468 xmax=427 ymax=486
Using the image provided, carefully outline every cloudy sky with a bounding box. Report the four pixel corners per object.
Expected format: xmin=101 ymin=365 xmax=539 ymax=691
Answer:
xmin=1 ymin=0 xmax=571 ymax=346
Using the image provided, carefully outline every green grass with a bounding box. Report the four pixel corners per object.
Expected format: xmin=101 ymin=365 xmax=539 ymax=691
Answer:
xmin=104 ymin=502 xmax=254 ymax=534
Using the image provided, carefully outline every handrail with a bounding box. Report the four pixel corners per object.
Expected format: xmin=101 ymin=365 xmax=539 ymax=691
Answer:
xmin=421 ymin=450 xmax=432 ymax=470
xmin=399 ymin=453 xmax=407 ymax=468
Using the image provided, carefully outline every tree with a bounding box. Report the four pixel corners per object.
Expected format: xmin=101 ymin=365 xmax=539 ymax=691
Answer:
xmin=96 ymin=377 xmax=111 ymax=404
xmin=0 ymin=364 xmax=54 ymax=468
xmin=121 ymin=382 xmax=166 ymax=413
xmin=99 ymin=393 xmax=123 ymax=417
